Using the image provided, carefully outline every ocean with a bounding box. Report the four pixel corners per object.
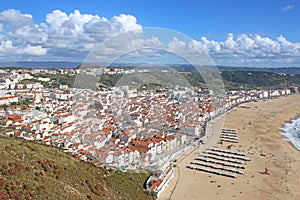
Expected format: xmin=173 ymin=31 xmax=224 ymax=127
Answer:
xmin=280 ymin=117 xmax=300 ymax=150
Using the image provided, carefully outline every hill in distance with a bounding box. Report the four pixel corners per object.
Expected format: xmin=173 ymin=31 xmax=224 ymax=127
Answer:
xmin=0 ymin=135 xmax=154 ymax=200
xmin=1 ymin=61 xmax=300 ymax=75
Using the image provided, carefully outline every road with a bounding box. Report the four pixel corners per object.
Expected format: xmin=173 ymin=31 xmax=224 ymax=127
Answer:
xmin=157 ymin=114 xmax=225 ymax=200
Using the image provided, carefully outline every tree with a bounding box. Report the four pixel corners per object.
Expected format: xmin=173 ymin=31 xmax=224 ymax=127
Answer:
xmin=1 ymin=104 xmax=8 ymax=111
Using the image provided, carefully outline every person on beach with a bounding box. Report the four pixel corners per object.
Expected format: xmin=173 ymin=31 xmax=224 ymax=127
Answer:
xmin=260 ymin=167 xmax=270 ymax=175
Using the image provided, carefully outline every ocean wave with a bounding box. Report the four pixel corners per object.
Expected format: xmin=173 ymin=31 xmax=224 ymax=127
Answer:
xmin=279 ymin=117 xmax=300 ymax=150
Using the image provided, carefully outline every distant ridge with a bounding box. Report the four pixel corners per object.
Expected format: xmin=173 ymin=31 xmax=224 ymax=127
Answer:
xmin=0 ymin=61 xmax=300 ymax=74
xmin=217 ymin=66 xmax=300 ymax=75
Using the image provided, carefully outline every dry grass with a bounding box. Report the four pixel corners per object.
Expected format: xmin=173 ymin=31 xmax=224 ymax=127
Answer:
xmin=0 ymin=135 xmax=154 ymax=200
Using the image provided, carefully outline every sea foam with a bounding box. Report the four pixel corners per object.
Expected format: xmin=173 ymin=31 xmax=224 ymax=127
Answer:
xmin=280 ymin=117 xmax=300 ymax=150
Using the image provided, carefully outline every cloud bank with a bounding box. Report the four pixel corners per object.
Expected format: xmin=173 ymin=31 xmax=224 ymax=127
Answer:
xmin=0 ymin=9 xmax=300 ymax=67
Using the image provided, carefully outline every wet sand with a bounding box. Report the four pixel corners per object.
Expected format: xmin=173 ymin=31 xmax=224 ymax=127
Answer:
xmin=158 ymin=94 xmax=300 ymax=200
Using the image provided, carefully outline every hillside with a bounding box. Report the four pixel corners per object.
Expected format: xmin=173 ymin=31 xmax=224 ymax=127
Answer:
xmin=0 ymin=135 xmax=154 ymax=200
xmin=217 ymin=66 xmax=300 ymax=74
xmin=32 ymin=70 xmax=300 ymax=91
xmin=182 ymin=71 xmax=300 ymax=90
xmin=1 ymin=62 xmax=300 ymax=75
xmin=220 ymin=71 xmax=300 ymax=90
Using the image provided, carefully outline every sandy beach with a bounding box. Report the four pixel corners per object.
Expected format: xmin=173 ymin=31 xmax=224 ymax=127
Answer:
xmin=158 ymin=94 xmax=300 ymax=200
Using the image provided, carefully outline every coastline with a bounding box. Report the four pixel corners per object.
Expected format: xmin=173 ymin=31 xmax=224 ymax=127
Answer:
xmin=158 ymin=94 xmax=300 ymax=200
xmin=279 ymin=116 xmax=300 ymax=150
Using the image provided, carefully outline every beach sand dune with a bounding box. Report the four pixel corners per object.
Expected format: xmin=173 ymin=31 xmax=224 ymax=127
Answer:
xmin=158 ymin=95 xmax=300 ymax=200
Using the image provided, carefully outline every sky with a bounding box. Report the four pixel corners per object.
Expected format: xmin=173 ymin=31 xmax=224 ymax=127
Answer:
xmin=0 ymin=0 xmax=300 ymax=67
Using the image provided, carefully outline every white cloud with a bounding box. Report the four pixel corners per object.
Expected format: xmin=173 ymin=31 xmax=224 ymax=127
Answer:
xmin=144 ymin=37 xmax=163 ymax=48
xmin=46 ymin=10 xmax=69 ymax=30
xmin=223 ymin=33 xmax=236 ymax=50
xmin=200 ymin=34 xmax=300 ymax=66
xmin=0 ymin=9 xmax=300 ymax=67
xmin=0 ymin=38 xmax=47 ymax=58
xmin=112 ymin=14 xmax=142 ymax=32
xmin=0 ymin=9 xmax=33 ymax=29
xmin=24 ymin=45 xmax=47 ymax=56
xmin=0 ymin=40 xmax=12 ymax=53
xmin=282 ymin=5 xmax=295 ymax=12
xmin=200 ymin=37 xmax=221 ymax=52
xmin=0 ymin=9 xmax=143 ymax=61
xmin=168 ymin=37 xmax=186 ymax=53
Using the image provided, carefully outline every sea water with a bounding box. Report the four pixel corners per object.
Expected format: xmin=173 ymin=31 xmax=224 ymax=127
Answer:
xmin=280 ymin=117 xmax=300 ymax=150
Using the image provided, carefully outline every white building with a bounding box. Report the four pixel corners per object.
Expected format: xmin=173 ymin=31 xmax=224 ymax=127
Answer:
xmin=0 ymin=95 xmax=18 ymax=105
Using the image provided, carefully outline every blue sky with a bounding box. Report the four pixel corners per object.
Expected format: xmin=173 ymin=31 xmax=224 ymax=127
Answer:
xmin=0 ymin=0 xmax=300 ymax=67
